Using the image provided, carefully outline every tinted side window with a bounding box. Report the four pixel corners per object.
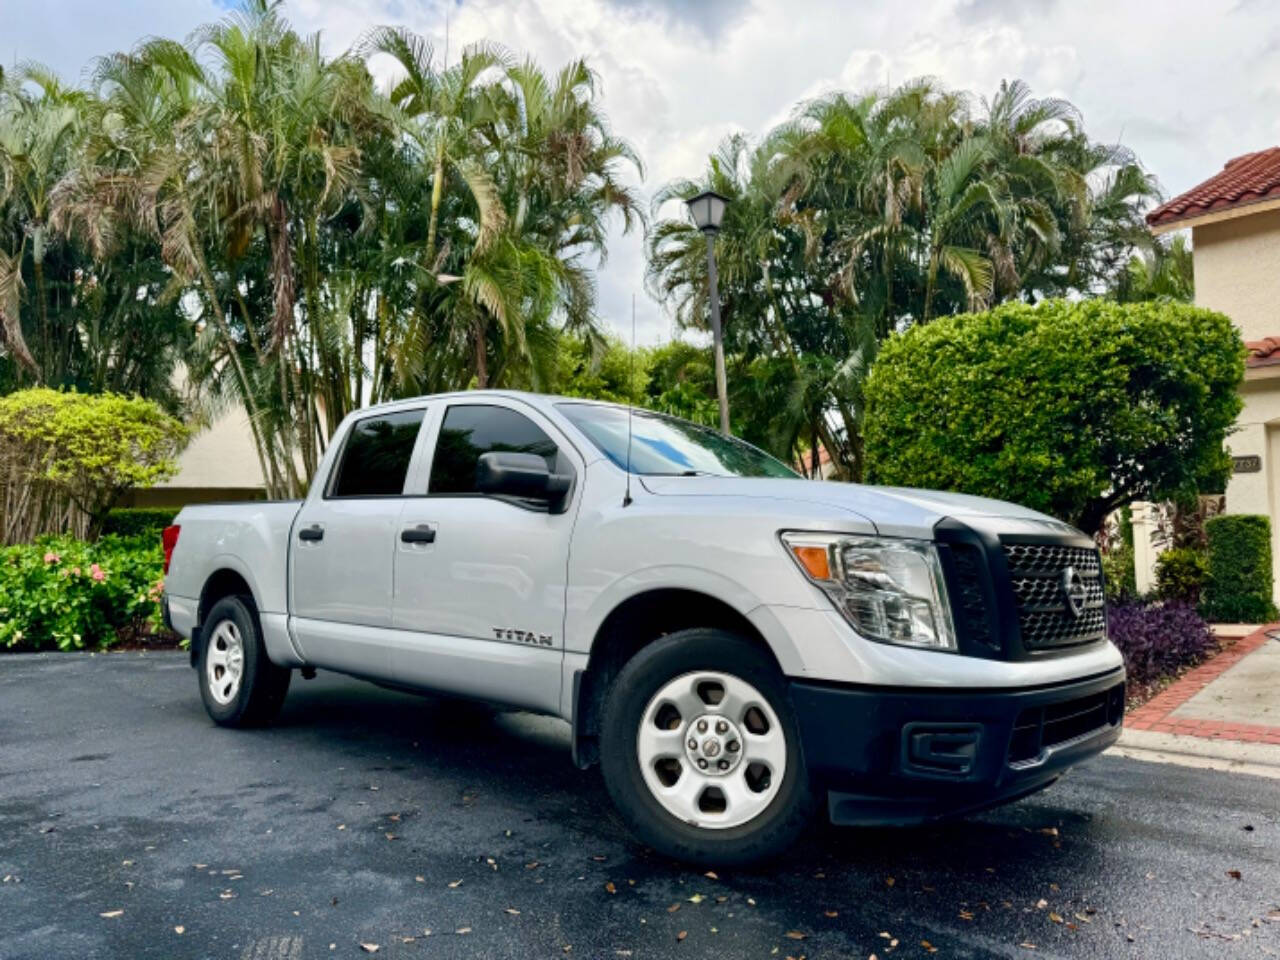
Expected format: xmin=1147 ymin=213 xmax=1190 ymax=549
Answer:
xmin=429 ymin=405 xmax=558 ymax=495
xmin=330 ymin=410 xmax=425 ymax=497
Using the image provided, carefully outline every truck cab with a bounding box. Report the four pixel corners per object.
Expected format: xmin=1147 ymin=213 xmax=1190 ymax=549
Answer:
xmin=163 ymin=390 xmax=1125 ymax=864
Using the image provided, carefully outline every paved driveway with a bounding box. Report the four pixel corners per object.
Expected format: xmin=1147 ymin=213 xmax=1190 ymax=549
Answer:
xmin=1 ymin=652 xmax=1277 ymax=959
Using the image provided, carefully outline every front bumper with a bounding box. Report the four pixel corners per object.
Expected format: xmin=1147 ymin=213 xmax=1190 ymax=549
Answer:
xmin=790 ymin=667 xmax=1124 ymax=826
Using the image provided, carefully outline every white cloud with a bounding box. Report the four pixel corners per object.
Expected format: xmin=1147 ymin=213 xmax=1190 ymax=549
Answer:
xmin=10 ymin=0 xmax=1280 ymax=341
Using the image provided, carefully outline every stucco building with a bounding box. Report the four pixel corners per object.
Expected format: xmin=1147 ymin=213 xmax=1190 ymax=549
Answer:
xmin=1147 ymin=147 xmax=1280 ymax=603
xmin=120 ymin=404 xmax=266 ymax=509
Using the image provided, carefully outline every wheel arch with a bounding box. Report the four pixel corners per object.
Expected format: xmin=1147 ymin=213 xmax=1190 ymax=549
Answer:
xmin=570 ymin=587 xmax=782 ymax=769
xmin=191 ymin=568 xmax=257 ymax=667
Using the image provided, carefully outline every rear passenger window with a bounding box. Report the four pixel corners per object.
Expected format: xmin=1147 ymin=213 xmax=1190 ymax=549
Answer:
xmin=330 ymin=409 xmax=425 ymax=497
xmin=429 ymin=404 xmax=558 ymax=495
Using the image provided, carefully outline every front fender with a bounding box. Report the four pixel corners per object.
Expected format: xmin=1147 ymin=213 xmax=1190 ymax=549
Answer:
xmin=565 ymin=563 xmax=806 ymax=675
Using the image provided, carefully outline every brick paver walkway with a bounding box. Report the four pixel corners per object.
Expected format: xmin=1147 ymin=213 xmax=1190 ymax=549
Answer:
xmin=1127 ymin=626 xmax=1280 ymax=745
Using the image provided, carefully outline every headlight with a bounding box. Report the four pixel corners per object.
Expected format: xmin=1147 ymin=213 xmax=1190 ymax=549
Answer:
xmin=781 ymin=532 xmax=957 ymax=651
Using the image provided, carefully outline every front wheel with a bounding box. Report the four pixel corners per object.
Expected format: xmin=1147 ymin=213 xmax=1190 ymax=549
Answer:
xmin=198 ymin=594 xmax=291 ymax=727
xmin=599 ymin=629 xmax=814 ymax=865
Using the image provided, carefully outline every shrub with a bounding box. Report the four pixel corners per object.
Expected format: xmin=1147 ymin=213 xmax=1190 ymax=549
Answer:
xmin=1102 ymin=545 xmax=1138 ymax=601
xmin=1108 ymin=600 xmax=1215 ymax=690
xmin=1202 ymin=515 xmax=1279 ymax=623
xmin=103 ymin=508 xmax=179 ymax=539
xmin=0 ymin=388 xmax=188 ymax=544
xmin=863 ymin=299 xmax=1244 ymax=533
xmin=1154 ymin=547 xmax=1208 ymax=604
xmin=0 ymin=534 xmax=168 ymax=651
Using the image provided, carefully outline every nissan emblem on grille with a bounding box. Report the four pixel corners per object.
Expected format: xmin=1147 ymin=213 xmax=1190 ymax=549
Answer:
xmin=1060 ymin=565 xmax=1087 ymax=618
xmin=1001 ymin=542 xmax=1106 ymax=649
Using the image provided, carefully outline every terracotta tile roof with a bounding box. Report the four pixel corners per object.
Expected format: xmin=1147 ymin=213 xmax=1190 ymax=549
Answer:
xmin=1245 ymin=335 xmax=1280 ymax=368
xmin=1147 ymin=147 xmax=1280 ymax=229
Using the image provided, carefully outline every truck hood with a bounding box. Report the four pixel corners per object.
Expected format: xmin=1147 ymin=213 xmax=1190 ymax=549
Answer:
xmin=638 ymin=475 xmax=1078 ymax=539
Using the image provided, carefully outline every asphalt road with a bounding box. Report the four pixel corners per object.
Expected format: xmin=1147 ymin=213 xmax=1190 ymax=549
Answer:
xmin=1 ymin=653 xmax=1277 ymax=960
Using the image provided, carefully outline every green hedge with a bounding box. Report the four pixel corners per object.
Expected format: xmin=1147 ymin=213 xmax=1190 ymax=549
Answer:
xmin=103 ymin=508 xmax=179 ymax=539
xmin=0 ymin=535 xmax=169 ymax=650
xmin=1202 ymin=515 xmax=1278 ymax=623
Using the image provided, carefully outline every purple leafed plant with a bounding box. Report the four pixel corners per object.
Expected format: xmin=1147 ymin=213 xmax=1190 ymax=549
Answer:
xmin=1107 ymin=600 xmax=1216 ymax=690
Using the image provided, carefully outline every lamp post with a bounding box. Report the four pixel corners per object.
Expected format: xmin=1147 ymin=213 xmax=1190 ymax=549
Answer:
xmin=685 ymin=189 xmax=730 ymax=435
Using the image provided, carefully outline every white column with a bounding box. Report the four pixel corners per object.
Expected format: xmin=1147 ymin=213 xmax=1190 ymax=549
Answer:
xmin=1130 ymin=501 xmax=1160 ymax=595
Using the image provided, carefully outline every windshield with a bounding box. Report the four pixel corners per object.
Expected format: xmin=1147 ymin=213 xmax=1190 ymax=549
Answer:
xmin=557 ymin=403 xmax=800 ymax=479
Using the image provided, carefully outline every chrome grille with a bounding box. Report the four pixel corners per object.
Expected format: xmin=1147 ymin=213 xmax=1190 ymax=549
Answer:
xmin=1003 ymin=542 xmax=1106 ymax=650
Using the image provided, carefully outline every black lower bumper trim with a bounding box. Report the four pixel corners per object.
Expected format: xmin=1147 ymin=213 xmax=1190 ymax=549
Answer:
xmin=789 ymin=668 xmax=1125 ymax=826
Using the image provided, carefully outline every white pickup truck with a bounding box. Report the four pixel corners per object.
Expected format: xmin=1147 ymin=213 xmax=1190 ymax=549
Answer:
xmin=163 ymin=390 xmax=1125 ymax=864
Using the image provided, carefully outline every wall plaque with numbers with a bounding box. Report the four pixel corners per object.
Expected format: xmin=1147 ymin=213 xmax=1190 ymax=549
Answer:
xmin=1232 ymin=454 xmax=1262 ymax=474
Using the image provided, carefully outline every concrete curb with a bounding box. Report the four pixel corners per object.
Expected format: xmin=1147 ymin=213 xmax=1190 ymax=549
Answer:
xmin=1108 ymin=727 xmax=1280 ymax=780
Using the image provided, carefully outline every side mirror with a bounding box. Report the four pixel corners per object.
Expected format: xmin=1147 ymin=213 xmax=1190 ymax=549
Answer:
xmin=476 ymin=452 xmax=571 ymax=511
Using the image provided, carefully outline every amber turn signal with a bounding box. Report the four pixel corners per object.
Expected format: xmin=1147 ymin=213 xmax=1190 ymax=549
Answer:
xmin=789 ymin=544 xmax=832 ymax=582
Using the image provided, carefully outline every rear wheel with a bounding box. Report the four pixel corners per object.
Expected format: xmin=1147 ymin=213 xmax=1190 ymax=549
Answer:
xmin=599 ymin=628 xmax=813 ymax=865
xmin=198 ymin=595 xmax=291 ymax=727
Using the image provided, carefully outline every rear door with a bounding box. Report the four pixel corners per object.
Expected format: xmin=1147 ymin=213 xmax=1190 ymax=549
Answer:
xmin=390 ymin=400 xmax=582 ymax=712
xmin=290 ymin=407 xmax=427 ymax=676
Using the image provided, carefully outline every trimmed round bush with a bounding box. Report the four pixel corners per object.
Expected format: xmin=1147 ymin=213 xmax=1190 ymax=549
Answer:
xmin=1154 ymin=547 xmax=1207 ymax=604
xmin=1202 ymin=514 xmax=1278 ymax=623
xmin=863 ymin=299 xmax=1243 ymax=533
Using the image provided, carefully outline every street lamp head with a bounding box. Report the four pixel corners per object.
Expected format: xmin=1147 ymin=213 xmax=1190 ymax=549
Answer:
xmin=685 ymin=189 xmax=729 ymax=234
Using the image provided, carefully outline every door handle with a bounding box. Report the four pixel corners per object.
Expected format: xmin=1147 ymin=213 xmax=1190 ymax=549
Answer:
xmin=298 ymin=525 xmax=324 ymax=542
xmin=400 ymin=524 xmax=436 ymax=544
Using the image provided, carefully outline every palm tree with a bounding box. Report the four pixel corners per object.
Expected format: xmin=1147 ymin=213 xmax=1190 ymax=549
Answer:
xmin=0 ymin=66 xmax=85 ymax=382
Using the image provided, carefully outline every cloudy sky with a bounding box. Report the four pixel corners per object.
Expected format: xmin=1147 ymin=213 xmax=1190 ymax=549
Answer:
xmin=9 ymin=0 xmax=1280 ymax=341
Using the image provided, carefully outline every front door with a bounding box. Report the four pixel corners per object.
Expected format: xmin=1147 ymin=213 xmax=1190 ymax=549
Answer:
xmin=290 ymin=407 xmax=427 ymax=677
xmin=391 ymin=401 xmax=580 ymax=713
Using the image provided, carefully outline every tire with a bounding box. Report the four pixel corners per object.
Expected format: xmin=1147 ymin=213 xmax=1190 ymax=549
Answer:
xmin=599 ymin=628 xmax=814 ymax=866
xmin=198 ymin=594 xmax=291 ymax=727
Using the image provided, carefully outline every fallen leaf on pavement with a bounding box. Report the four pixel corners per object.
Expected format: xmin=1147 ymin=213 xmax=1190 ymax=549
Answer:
xmin=823 ymin=910 xmax=838 ymax=918
xmin=704 ymin=871 xmax=719 ymax=880
xmin=784 ymin=931 xmax=807 ymax=940
xmin=174 ymin=926 xmax=184 ymax=935
xmin=668 ymin=903 xmax=680 ymax=913
xmin=885 ymin=876 xmax=895 ymax=887
xmin=100 ymin=910 xmax=123 ymax=919
xmin=360 ymin=944 xmax=379 ymax=954
xmin=448 ymin=879 xmax=463 ymax=888
xmin=415 ymin=876 xmax=424 ymax=883
xmin=1226 ymin=870 xmax=1243 ymax=880
xmin=605 ymin=882 xmax=617 ymax=894
xmin=456 ymin=927 xmax=471 ymax=935
xmin=505 ymin=908 xmax=520 ymax=915
xmin=688 ymin=894 xmax=704 ymax=904
xmin=1049 ymin=913 xmax=1064 ymax=924
xmin=922 ymin=941 xmax=937 ymax=953
xmin=676 ymin=931 xmax=687 ymax=942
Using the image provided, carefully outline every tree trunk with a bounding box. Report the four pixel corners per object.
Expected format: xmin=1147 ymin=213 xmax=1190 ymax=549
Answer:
xmin=474 ymin=316 xmax=488 ymax=389
xmin=425 ymin=138 xmax=446 ymax=270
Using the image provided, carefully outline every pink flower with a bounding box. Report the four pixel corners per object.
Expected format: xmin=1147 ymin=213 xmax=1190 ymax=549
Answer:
xmin=71 ymin=566 xmax=81 ymax=577
xmin=90 ymin=563 xmax=106 ymax=582
xmin=43 ymin=552 xmax=60 ymax=564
